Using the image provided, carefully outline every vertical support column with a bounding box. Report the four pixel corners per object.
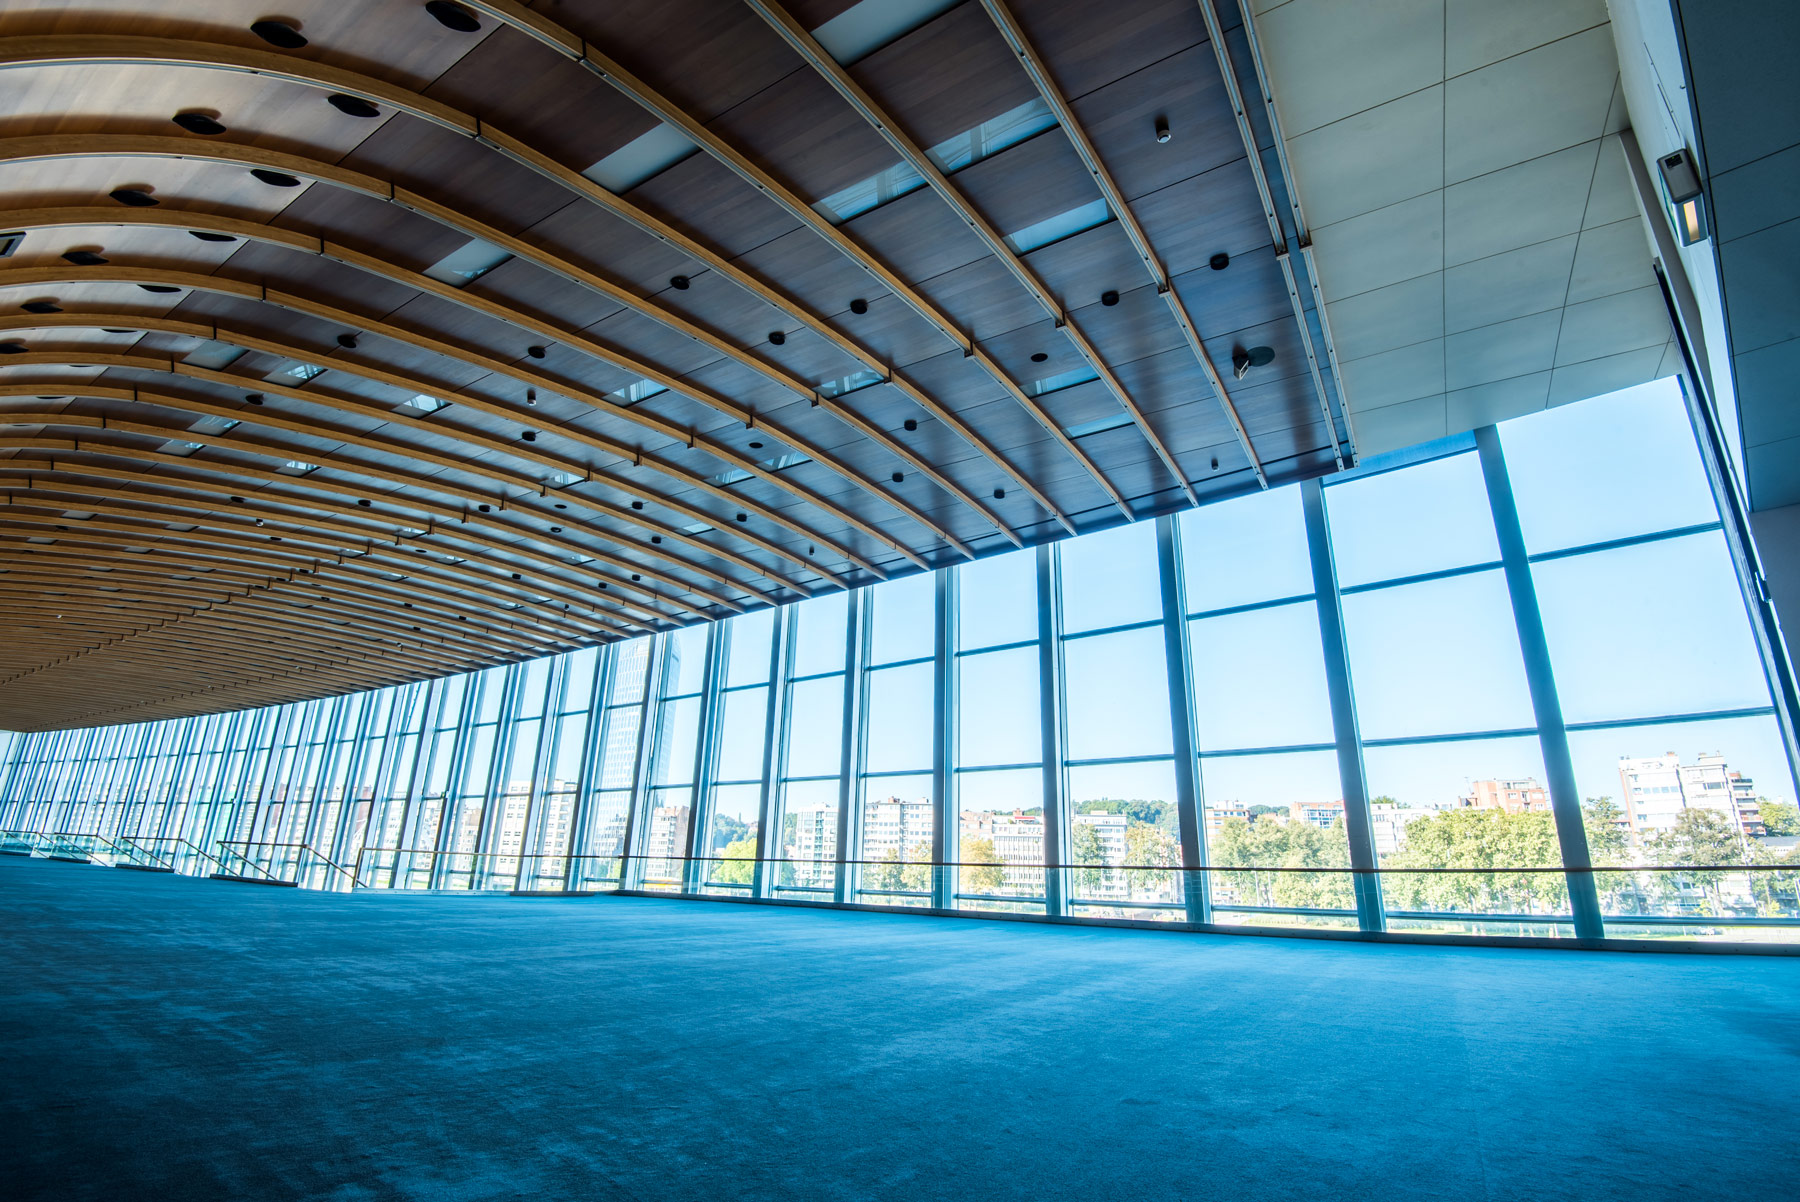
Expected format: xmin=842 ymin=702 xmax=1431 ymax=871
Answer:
xmin=619 ymin=634 xmax=664 ymax=889
xmin=1475 ymin=426 xmax=1606 ymax=940
xmin=1156 ymin=515 xmax=1212 ymax=924
xmin=562 ymin=647 xmax=612 ymax=891
xmin=683 ymin=625 xmax=726 ymax=893
xmin=931 ymin=567 xmax=956 ymax=909
xmin=836 ymin=591 xmax=866 ymax=904
xmin=1301 ymin=478 xmax=1385 ymax=932
xmin=1036 ymin=545 xmax=1067 ymax=917
xmin=753 ymin=607 xmax=790 ymax=900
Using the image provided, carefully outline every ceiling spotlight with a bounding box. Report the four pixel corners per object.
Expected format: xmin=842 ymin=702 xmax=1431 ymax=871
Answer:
xmin=1030 ymin=352 xmax=1048 ymax=363
xmin=525 ymin=388 xmax=537 ymax=405
xmin=336 ymin=333 xmax=358 ymax=349
xmin=670 ymin=275 xmax=690 ymax=290
xmin=1210 ymin=456 xmax=1220 ymax=471
xmin=62 ymin=249 xmax=107 ymax=266
xmin=109 ymin=187 xmax=159 ymax=207
xmin=251 ymin=169 xmax=302 ymax=188
xmin=426 ymin=1 xmax=482 ymax=32
xmin=250 ymin=19 xmax=308 ymax=49
xmin=327 ymin=93 xmax=381 ymax=119
xmin=190 ymin=230 xmax=237 ymax=243
xmin=527 ymin=345 xmax=546 ymax=359
xmin=769 ymin=330 xmax=785 ymax=346
xmin=849 ymin=298 xmax=869 ymax=315
xmin=172 ymin=111 xmax=226 ymax=136
xmin=1230 ymin=345 xmax=1274 ymax=380
xmin=1100 ymin=290 xmax=1120 ymax=307
xmin=1209 ymin=252 xmax=1230 ymax=271
xmin=1155 ymin=117 xmax=1171 ymax=144
xmin=21 ymin=300 xmax=61 ymax=314
xmin=903 ymin=418 xmax=917 ymax=431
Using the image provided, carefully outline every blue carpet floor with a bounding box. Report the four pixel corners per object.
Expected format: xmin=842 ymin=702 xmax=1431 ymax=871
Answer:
xmin=2 ymin=854 xmax=1797 ymax=1201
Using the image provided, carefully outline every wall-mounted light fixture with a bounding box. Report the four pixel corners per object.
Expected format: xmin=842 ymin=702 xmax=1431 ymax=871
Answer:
xmin=1658 ymin=147 xmax=1709 ymax=246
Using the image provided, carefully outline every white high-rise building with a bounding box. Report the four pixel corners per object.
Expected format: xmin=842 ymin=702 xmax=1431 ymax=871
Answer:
xmin=1616 ymin=752 xmax=1762 ymax=838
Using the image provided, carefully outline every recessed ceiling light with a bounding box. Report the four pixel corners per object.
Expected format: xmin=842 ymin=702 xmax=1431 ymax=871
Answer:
xmin=1209 ymin=252 xmax=1230 ymax=271
xmin=190 ymin=230 xmax=237 ymax=243
xmin=21 ymin=300 xmax=60 ymax=314
xmin=1100 ymin=290 xmax=1120 ymax=306
xmin=849 ymin=298 xmax=868 ymax=314
xmin=250 ymin=19 xmax=308 ymax=49
xmin=426 ymin=1 xmax=482 ymax=32
xmin=327 ymin=93 xmax=381 ymax=119
xmin=748 ymin=441 xmax=764 ymax=449
xmin=109 ymin=187 xmax=158 ymax=207
xmin=172 ymin=111 xmax=226 ymax=136
xmin=62 ymin=249 xmax=107 ymax=266
xmin=251 ymin=169 xmax=301 ymax=188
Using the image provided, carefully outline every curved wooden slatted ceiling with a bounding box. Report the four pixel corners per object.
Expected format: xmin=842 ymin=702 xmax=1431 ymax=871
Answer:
xmin=0 ymin=0 xmax=1349 ymax=730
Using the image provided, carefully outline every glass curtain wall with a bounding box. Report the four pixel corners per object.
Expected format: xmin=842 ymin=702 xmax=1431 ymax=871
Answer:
xmin=3 ymin=381 xmax=1797 ymax=943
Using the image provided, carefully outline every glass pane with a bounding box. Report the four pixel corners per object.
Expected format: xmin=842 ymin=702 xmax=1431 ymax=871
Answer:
xmin=608 ymin=640 xmax=652 ymax=704
xmin=863 ymin=662 xmax=933 ymax=773
xmin=868 ymin=571 xmax=935 ymax=665
xmin=1326 ymin=453 xmax=1500 ymax=586
xmin=857 ymin=775 xmax=934 ymax=903
xmin=957 ymin=547 xmax=1037 ymax=650
xmin=956 ymin=647 xmax=1040 ymax=766
xmin=1059 ymin=520 xmax=1161 ymax=633
xmin=548 ymin=712 xmax=588 ymax=787
xmin=558 ymin=647 xmax=599 ymax=714
xmin=1198 ymin=751 xmax=1354 ymax=917
xmin=642 ymin=786 xmax=692 ymax=880
xmin=775 ymin=778 xmax=839 ymax=894
xmin=956 ymin=767 xmax=1044 ymax=909
xmin=1566 ymin=716 xmax=1798 ymax=930
xmin=1503 ymin=378 xmax=1717 ymax=553
xmin=651 ymin=696 xmax=702 ymax=786
xmin=1066 ymin=760 xmax=1184 ymax=916
xmin=1533 ymin=533 xmax=1769 ymax=723
xmin=714 ymin=687 xmax=769 ymax=783
xmin=704 ymin=783 xmax=761 ymax=887
xmin=515 ymin=657 xmax=552 ymax=719
xmin=725 ymin=609 xmax=775 ymax=687
xmin=1189 ymin=601 xmax=1334 ymax=751
xmin=791 ymin=591 xmax=849 ymax=676
xmin=784 ymin=676 xmax=845 ymax=777
xmin=1062 ymin=626 xmax=1172 ymax=760
xmin=1179 ymin=485 xmax=1313 ymax=612
xmin=664 ymin=625 xmax=709 ymax=696
xmin=1342 ymin=571 xmax=1535 ymax=738
xmin=595 ymin=707 xmax=642 ymax=790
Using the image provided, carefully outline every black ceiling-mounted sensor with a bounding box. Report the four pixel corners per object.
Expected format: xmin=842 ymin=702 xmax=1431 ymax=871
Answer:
xmin=109 ymin=187 xmax=158 ymax=207
xmin=903 ymin=419 xmax=917 ymax=431
xmin=527 ymin=345 xmax=547 ymax=359
xmin=251 ymin=169 xmax=301 ymax=187
xmin=1209 ymin=252 xmax=1230 ymax=271
xmin=891 ymin=472 xmax=904 ymax=484
xmin=631 ymin=500 xmax=643 ymax=509
xmin=993 ymin=488 xmax=1006 ymax=499
xmin=250 ymin=19 xmax=308 ymax=49
xmin=670 ymin=275 xmax=690 ymax=290
xmin=336 ymin=333 xmax=358 ymax=349
xmin=172 ymin=111 xmax=226 ymax=135
xmin=1210 ymin=457 xmax=1220 ymax=471
xmin=426 ymin=1 xmax=482 ymax=32
xmin=139 ymin=284 xmax=182 ymax=294
xmin=1030 ymin=352 xmax=1048 ymax=363
xmin=1100 ymin=290 xmax=1119 ymax=306
xmin=520 ymin=430 xmax=538 ymax=442
xmin=244 ymin=393 xmax=264 ymax=405
xmin=327 ymin=94 xmax=381 ymax=118
xmin=1155 ymin=117 xmax=1171 ymax=144
xmin=849 ymin=298 xmax=869 ymax=315
xmin=769 ymin=330 xmax=785 ymax=345
xmin=735 ymin=512 xmax=748 ymax=523
xmin=63 ymin=249 xmax=107 ymax=266
xmin=191 ymin=230 xmax=238 ymax=243
xmin=21 ymin=301 xmax=61 ymax=314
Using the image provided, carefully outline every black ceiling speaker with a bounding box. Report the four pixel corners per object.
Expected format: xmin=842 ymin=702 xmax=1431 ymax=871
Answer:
xmin=172 ymin=111 xmax=226 ymax=136
xmin=849 ymin=298 xmax=869 ymax=315
xmin=251 ymin=169 xmax=301 ymax=187
xmin=139 ymin=284 xmax=182 ymax=294
xmin=1030 ymin=352 xmax=1048 ymax=363
xmin=1100 ymin=290 xmax=1120 ymax=306
xmin=190 ymin=230 xmax=238 ymax=242
xmin=327 ymin=93 xmax=381 ymax=119
xmin=336 ymin=333 xmax=358 ymax=349
xmin=426 ymin=1 xmax=482 ymax=33
xmin=109 ymin=187 xmax=158 ymax=207
xmin=670 ymin=275 xmax=690 ymax=290
xmin=993 ymin=487 xmax=1005 ymax=499
xmin=734 ymin=512 xmax=748 ymax=523
xmin=1209 ymin=252 xmax=1230 ymax=271
xmin=903 ymin=419 xmax=917 ymax=431
xmin=63 ymin=250 xmax=107 ymax=265
xmin=891 ymin=472 xmax=904 ymax=484
xmin=0 ymin=342 xmax=26 ymax=355
xmin=21 ymin=301 xmax=61 ymax=314
xmin=527 ymin=344 xmax=547 ymax=358
xmin=520 ymin=430 xmax=537 ymax=441
xmin=748 ymin=440 xmax=764 ymax=449
xmin=769 ymin=330 xmax=785 ymax=345
xmin=250 ymin=19 xmax=309 ymax=49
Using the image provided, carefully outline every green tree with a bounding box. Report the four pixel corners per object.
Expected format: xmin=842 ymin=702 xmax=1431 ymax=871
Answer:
xmin=712 ymin=836 xmax=756 ymax=886
xmin=1758 ymin=798 xmax=1800 ymax=836
xmin=1070 ymin=823 xmax=1106 ymax=894
xmin=1382 ymin=808 xmax=1565 ymax=915
xmin=1210 ymin=815 xmax=1353 ymax=911
xmin=1124 ymin=822 xmax=1179 ymax=896
xmin=1582 ymin=797 xmax=1644 ymax=914
xmin=961 ymin=835 xmax=1004 ymax=892
xmin=1646 ymin=808 xmax=1744 ymax=914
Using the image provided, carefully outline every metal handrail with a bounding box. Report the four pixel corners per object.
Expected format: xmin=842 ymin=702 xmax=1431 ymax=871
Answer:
xmin=214 ymin=839 xmax=358 ymax=888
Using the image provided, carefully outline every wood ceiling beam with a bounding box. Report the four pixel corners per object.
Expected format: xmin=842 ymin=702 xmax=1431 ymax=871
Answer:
xmin=745 ymin=0 xmax=1220 ymax=501
xmin=0 ymin=263 xmax=856 ymax=588
xmin=977 ymin=0 xmax=1281 ymax=485
xmin=0 ymin=36 xmax=1100 ymax=530
xmin=0 ymin=346 xmax=788 ymax=604
xmin=0 ymin=210 xmax=925 ymax=572
xmin=454 ymin=4 xmax=1134 ymax=519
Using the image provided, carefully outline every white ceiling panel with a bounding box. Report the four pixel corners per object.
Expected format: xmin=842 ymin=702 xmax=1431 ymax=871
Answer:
xmin=1325 ymin=273 xmax=1445 ymax=360
xmin=1339 ymin=338 xmax=1445 ymax=410
xmin=1444 ymin=309 xmax=1562 ymax=391
xmin=1444 ymin=0 xmax=1609 ymax=77
xmin=1442 ymin=141 xmax=1599 ymax=265
xmin=1443 ymin=235 xmax=1578 ymax=334
xmin=1443 ymin=26 xmax=1619 ymax=183
xmin=1444 ymin=371 xmax=1553 ymax=430
xmin=1255 ymin=0 xmax=1444 ymax=136
xmin=1547 ymin=343 xmax=1670 ymax=405
xmin=1566 ymin=218 xmax=1656 ymax=305
xmin=1285 ymin=86 xmax=1443 ymax=229
xmin=1554 ymin=286 xmax=1671 ymax=366
xmin=1310 ymin=192 xmax=1443 ymax=301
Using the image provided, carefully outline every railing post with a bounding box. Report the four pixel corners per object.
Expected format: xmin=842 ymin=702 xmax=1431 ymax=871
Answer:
xmin=1301 ymin=478 xmax=1386 ymax=931
xmin=1475 ymin=426 xmax=1605 ymax=940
